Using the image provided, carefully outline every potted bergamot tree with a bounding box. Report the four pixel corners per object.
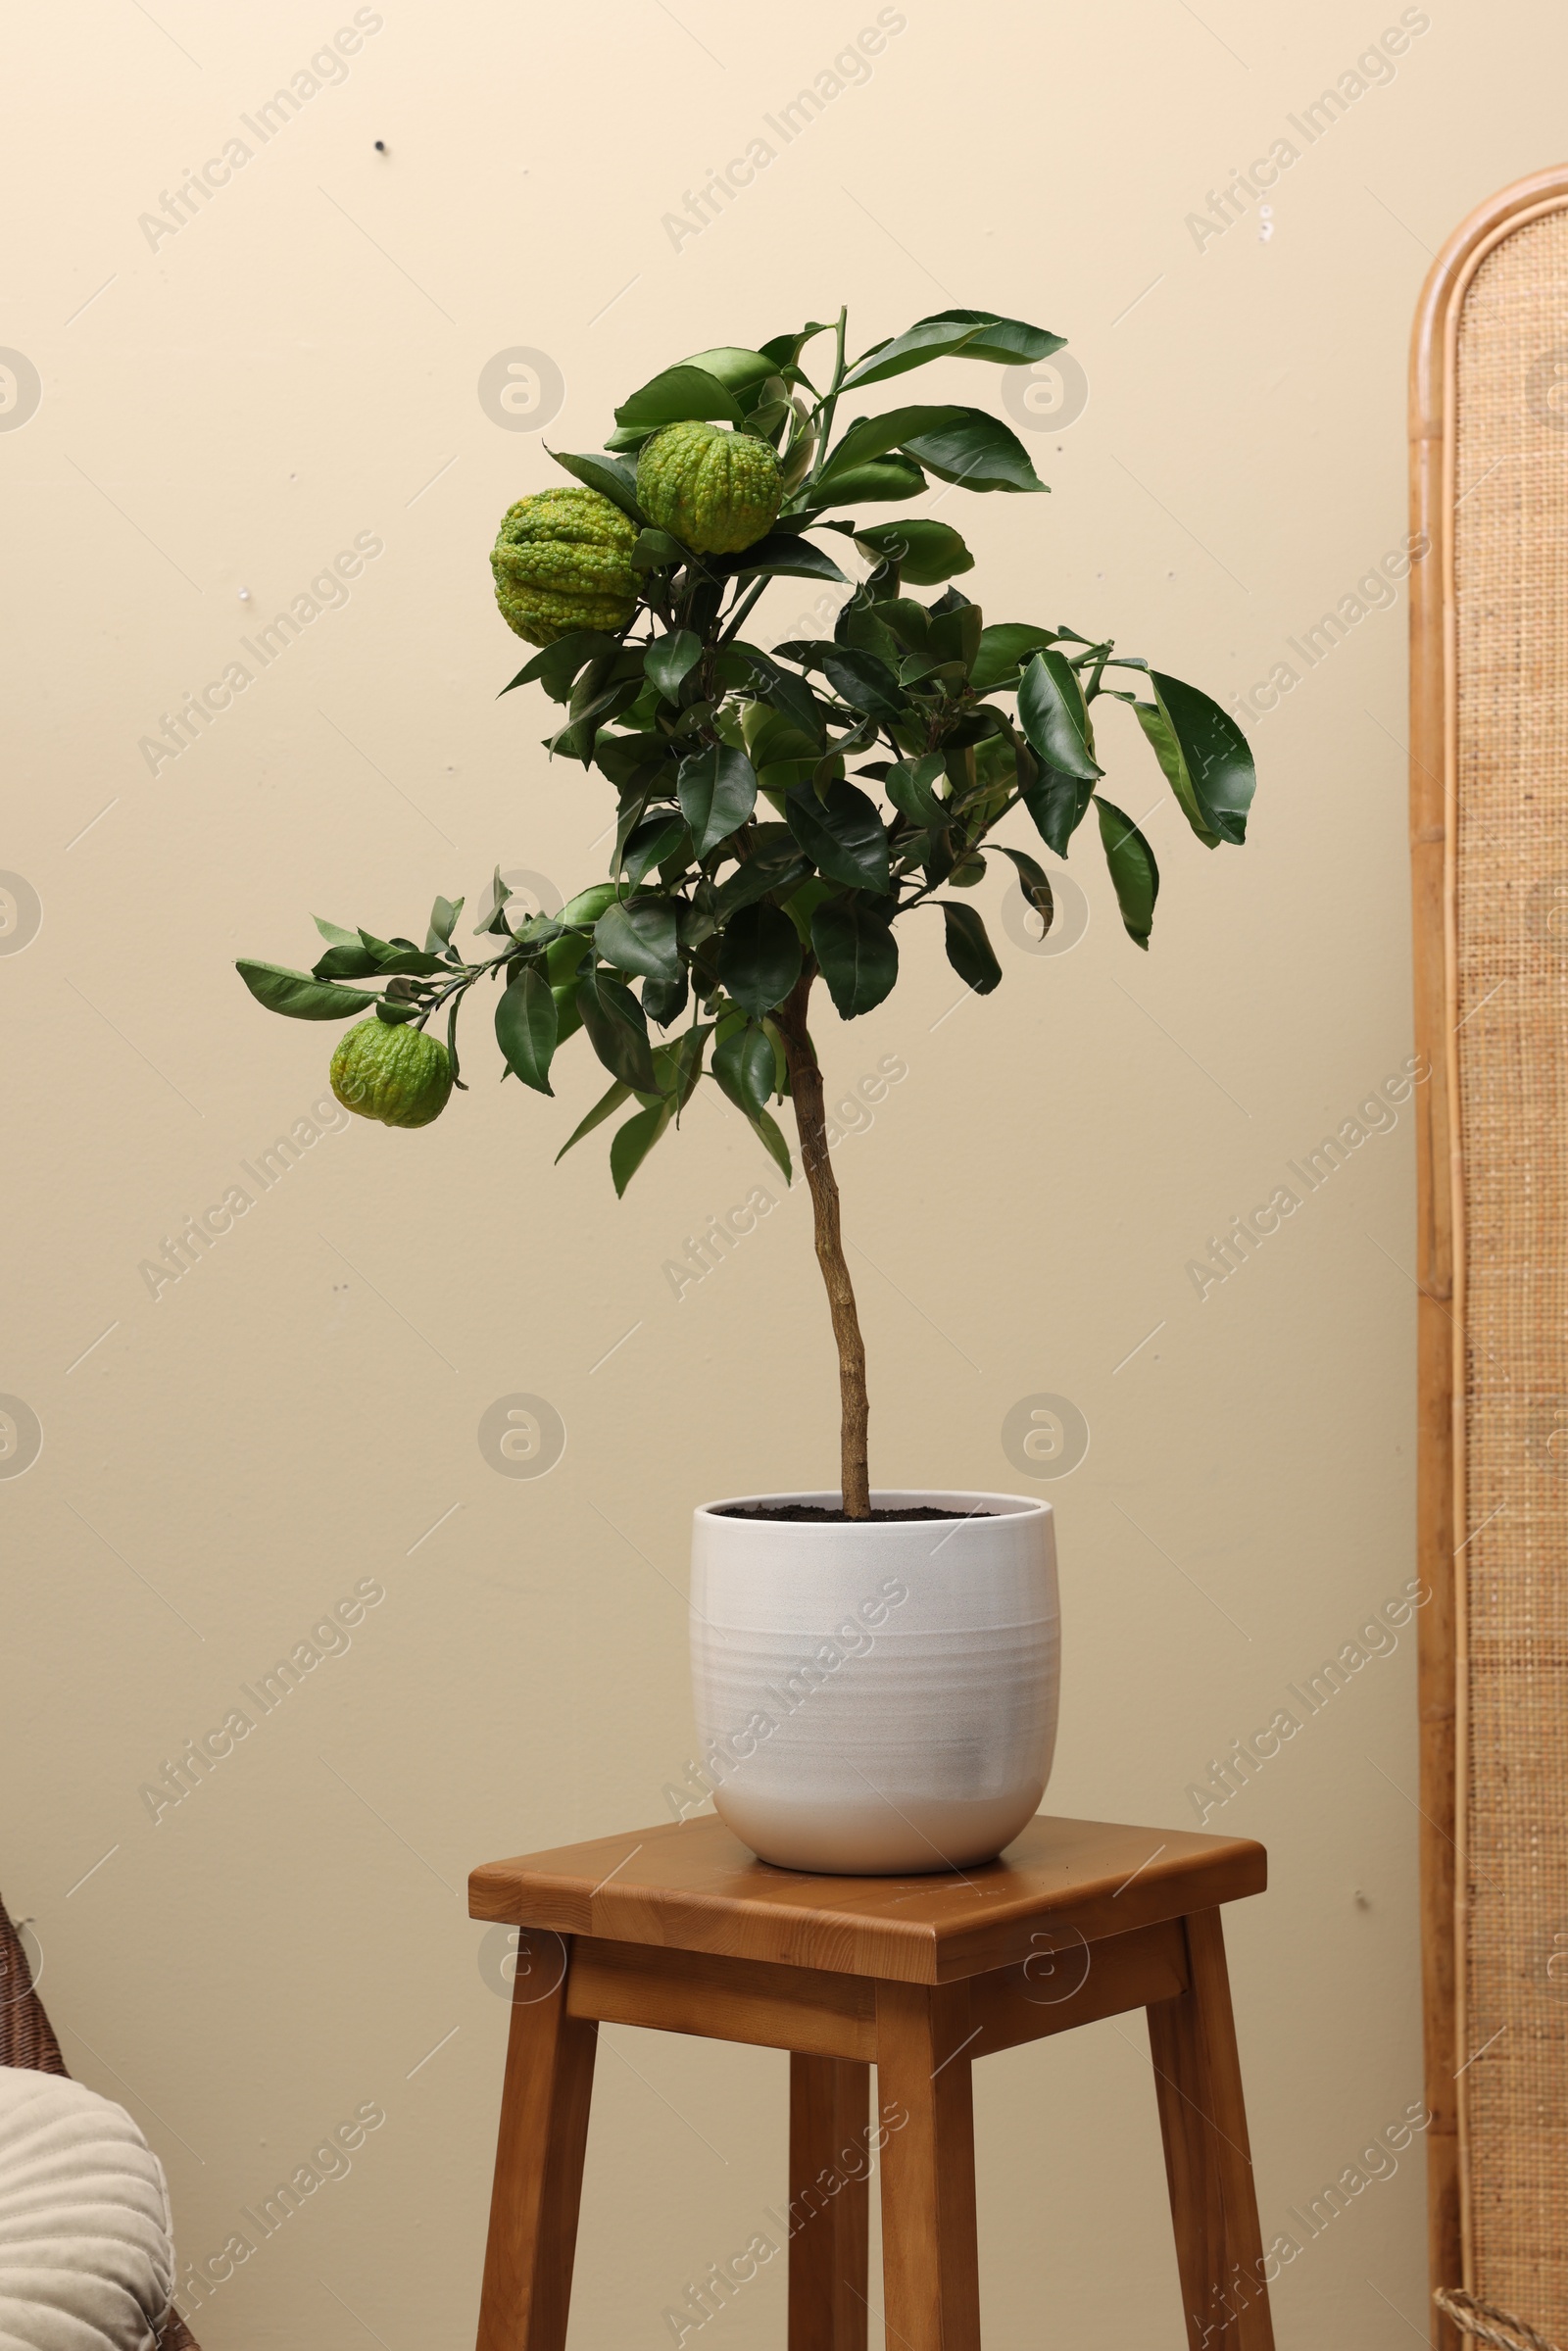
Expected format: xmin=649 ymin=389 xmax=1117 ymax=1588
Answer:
xmin=239 ymin=308 xmax=1255 ymax=1873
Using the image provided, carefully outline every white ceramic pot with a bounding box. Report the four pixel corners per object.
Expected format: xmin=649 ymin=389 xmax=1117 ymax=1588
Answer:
xmin=689 ymin=1489 xmax=1058 ymax=1875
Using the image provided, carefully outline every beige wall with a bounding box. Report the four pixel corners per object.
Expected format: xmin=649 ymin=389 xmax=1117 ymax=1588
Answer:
xmin=3 ymin=1 xmax=1552 ymax=2341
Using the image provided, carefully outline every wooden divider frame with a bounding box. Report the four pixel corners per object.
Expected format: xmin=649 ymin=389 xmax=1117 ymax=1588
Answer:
xmin=1408 ymin=162 xmax=1568 ymax=2349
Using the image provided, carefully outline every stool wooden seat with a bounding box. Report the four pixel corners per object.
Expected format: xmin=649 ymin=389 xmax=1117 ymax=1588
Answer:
xmin=468 ymin=1813 xmax=1274 ymax=2351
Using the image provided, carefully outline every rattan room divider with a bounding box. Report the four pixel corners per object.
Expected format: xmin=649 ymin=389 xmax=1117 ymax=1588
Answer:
xmin=1410 ymin=167 xmax=1568 ymax=2351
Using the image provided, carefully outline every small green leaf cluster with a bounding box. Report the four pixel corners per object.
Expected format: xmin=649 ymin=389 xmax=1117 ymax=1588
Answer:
xmin=238 ymin=307 xmax=1255 ymax=1192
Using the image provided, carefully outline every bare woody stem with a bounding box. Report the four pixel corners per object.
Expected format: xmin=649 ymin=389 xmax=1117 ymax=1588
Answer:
xmin=776 ymin=966 xmax=871 ymax=1519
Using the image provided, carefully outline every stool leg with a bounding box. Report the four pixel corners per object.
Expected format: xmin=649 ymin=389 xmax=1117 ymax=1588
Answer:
xmin=874 ymin=1982 xmax=981 ymax=2351
xmin=1147 ymin=1909 xmax=1275 ymax=2351
xmin=476 ymin=1935 xmax=598 ymax=2351
xmin=789 ymin=2054 xmax=870 ymax=2351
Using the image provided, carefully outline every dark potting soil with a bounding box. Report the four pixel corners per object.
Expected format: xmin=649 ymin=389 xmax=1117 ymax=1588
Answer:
xmin=712 ymin=1503 xmax=997 ymax=1524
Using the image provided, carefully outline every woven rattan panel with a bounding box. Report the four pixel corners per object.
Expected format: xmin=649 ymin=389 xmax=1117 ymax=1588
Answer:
xmin=1453 ymin=207 xmax=1568 ymax=2331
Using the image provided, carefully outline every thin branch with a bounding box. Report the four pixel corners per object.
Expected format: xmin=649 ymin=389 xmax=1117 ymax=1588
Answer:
xmin=776 ymin=965 xmax=871 ymax=1516
xmin=800 ymin=306 xmax=851 ymax=501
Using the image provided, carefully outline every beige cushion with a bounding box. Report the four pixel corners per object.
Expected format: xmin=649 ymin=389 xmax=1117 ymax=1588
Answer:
xmin=0 ymin=2068 xmax=173 ymax=2351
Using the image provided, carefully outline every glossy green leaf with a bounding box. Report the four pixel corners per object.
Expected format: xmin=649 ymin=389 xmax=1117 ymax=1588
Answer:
xmin=814 ymin=407 xmax=966 ymax=484
xmin=677 ymin=743 xmax=759 ymax=856
xmin=841 ymin=311 xmax=1065 ymax=390
xmin=785 ymin=782 xmax=892 ymax=895
xmin=679 ymin=345 xmax=779 ymax=396
xmin=819 ymin=711 xmax=881 ymax=774
xmin=717 ymin=902 xmax=803 ymax=1016
xmin=593 ymin=732 xmax=678 ymax=794
xmin=471 ymin=866 xmax=515 ymax=936
xmin=510 ymin=912 xmax=564 ymax=953
xmin=619 ymin=811 xmax=688 ymax=890
xmin=919 ymin=826 xmax=956 ymax=887
xmin=612 ymin=789 xmax=651 ymax=876
xmin=744 ymin=659 xmax=829 ymax=751
xmin=760 ymin=323 xmax=834 ymax=377
xmin=901 ymin=410 xmax=1046 ymax=495
xmin=495 ymin=965 xmax=558 ymax=1095
xmin=314 ymin=930 xmax=445 ymax=980
xmin=631 ymin=527 xmax=690 ymax=572
xmin=852 ymin=518 xmax=974 ymax=585
xmin=641 ymin=969 xmax=690 ymax=1028
xmin=1135 ymin=672 xmax=1255 ymax=848
xmin=543 ymin=450 xmax=644 ymax=521
xmin=927 ymin=601 xmax=983 ymax=672
xmin=576 ymin=969 xmax=659 ymax=1091
xmin=544 ymin=710 xmax=618 ymax=770
xmin=546 ymin=665 xmax=644 ymax=762
xmin=309 ymin=941 xmax=381 ymax=979
xmin=653 ymin=1024 xmax=710 ymax=1109
xmin=811 ymin=899 xmax=899 ymax=1017
xmin=973 ymin=730 xmax=1018 ymax=784
xmin=500 ymin=629 xmax=619 ymax=706
xmin=556 ymin=1078 xmax=631 ymax=1161
xmin=646 ymin=630 xmax=703 ymax=702
xmin=871 ymin=600 xmax=934 ymax=656
xmin=610 ymin=1100 xmax=673 ymax=1197
xmin=759 ymin=756 xmax=827 ymax=802
xmin=1096 ymin=796 xmax=1160 ymax=949
xmin=936 ymin=903 xmax=1004 ymax=995
xmin=723 ymin=533 xmax=849 ymax=584
xmin=799 ymin=455 xmax=927 ymax=508
xmin=1132 ymin=697 xmax=1214 ymax=848
xmin=739 ymin=391 xmax=789 ymax=445
xmin=835 ymin=596 xmax=903 ymax=663
xmin=748 ymin=1104 xmax=793 ymax=1184
xmin=1018 ymin=651 xmax=1102 ymax=780
xmin=970 ymin=623 xmax=1059 ymax=695
xmin=820 ymin=647 xmax=906 ymax=722
xmin=774 ymin=874 xmax=830 ymax=950
xmin=712 ymin=1023 xmax=777 ymax=1118
xmin=425 ymin=896 xmax=464 ymax=952
xmin=710 ymin=828 xmax=808 ymax=919
xmin=613 ymin=365 xmax=744 ymax=431
xmin=993 ymin=844 xmax=1054 ymax=939
xmin=235 ymin=961 xmax=376 ymax=1021
xmin=712 ymin=647 xmax=760 ymax=691
xmin=767 ymin=635 xmax=831 ymax=667
xmin=568 ymin=653 xmax=639 ymax=723
xmin=886 ymin=755 xmax=950 ymax=829
xmin=312 ymin=914 xmax=359 ymax=950
xmin=1020 ymin=771 xmax=1097 ymax=857
xmin=594 ymin=897 xmax=682 ymax=988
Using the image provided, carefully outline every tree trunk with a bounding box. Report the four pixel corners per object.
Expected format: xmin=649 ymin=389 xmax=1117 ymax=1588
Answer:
xmin=776 ymin=969 xmax=871 ymax=1518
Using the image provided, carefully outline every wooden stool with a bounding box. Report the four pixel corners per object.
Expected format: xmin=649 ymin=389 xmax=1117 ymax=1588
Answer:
xmin=468 ymin=1814 xmax=1274 ymax=2351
